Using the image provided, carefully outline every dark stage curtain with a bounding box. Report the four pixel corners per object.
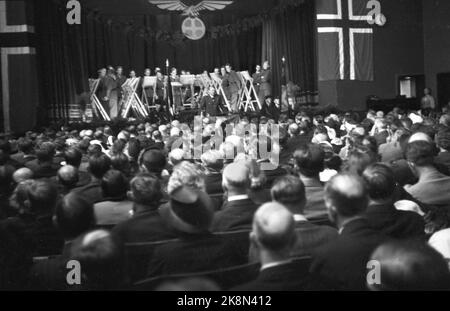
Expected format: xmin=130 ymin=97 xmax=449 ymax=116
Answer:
xmin=262 ymin=1 xmax=317 ymax=99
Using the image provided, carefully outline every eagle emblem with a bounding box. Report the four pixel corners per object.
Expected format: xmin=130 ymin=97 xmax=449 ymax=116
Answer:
xmin=149 ymin=0 xmax=233 ymax=17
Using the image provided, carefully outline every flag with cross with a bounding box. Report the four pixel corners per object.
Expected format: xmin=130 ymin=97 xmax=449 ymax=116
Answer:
xmin=317 ymin=0 xmax=375 ymax=81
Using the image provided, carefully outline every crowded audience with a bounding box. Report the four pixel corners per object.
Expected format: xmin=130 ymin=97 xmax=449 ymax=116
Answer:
xmin=1 ymin=105 xmax=450 ymax=291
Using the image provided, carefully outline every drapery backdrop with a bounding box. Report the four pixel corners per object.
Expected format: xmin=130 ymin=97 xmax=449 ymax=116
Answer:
xmin=33 ymin=0 xmax=316 ymax=124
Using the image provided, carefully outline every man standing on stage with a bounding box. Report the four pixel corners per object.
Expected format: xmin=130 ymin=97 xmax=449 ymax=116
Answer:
xmin=201 ymin=86 xmax=223 ymax=118
xmin=253 ymin=64 xmax=262 ymax=95
xmin=223 ymin=63 xmax=242 ymax=113
xmin=259 ymin=61 xmax=272 ymax=108
xmin=102 ymin=68 xmax=119 ymax=119
xmin=116 ymin=66 xmax=127 ymax=111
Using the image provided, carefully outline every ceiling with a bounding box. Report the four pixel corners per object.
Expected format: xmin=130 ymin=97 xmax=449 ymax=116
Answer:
xmin=80 ymin=0 xmax=280 ymax=18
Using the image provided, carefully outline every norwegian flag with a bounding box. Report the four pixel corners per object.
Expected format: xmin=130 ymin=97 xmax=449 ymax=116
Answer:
xmin=317 ymin=0 xmax=375 ymax=81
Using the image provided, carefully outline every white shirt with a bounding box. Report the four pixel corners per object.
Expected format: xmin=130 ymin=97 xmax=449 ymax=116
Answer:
xmin=261 ymin=260 xmax=293 ymax=272
xmin=227 ymin=194 xmax=249 ymax=202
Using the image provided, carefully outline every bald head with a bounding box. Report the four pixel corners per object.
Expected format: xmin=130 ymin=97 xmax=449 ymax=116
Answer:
xmin=409 ymin=132 xmax=432 ymax=144
xmin=325 ymin=174 xmax=368 ymax=218
xmin=222 ymin=162 xmax=250 ymax=193
xmin=57 ymin=165 xmax=79 ymax=188
xmin=13 ymin=168 xmax=33 ymax=183
xmin=253 ymin=202 xmax=296 ymax=252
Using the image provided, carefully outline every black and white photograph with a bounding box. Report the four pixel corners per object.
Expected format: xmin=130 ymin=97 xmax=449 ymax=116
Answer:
xmin=0 ymin=0 xmax=450 ymax=295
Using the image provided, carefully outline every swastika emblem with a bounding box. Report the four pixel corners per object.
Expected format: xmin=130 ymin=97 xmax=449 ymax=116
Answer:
xmin=181 ymin=17 xmax=206 ymax=40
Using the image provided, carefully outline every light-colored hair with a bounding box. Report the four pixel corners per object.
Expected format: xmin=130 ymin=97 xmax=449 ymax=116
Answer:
xmin=168 ymin=161 xmax=205 ymax=195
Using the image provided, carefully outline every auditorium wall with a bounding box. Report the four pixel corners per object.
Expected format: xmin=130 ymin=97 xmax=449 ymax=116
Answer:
xmin=318 ymin=0 xmax=425 ymax=111
xmin=422 ymin=0 xmax=450 ymax=103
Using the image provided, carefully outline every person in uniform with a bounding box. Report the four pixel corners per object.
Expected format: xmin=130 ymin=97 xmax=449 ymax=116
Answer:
xmin=141 ymin=68 xmax=154 ymax=107
xmin=258 ymin=61 xmax=272 ymax=108
xmin=169 ymin=67 xmax=183 ymax=115
xmin=252 ymin=64 xmax=262 ymax=95
xmin=200 ymin=86 xmax=224 ymax=118
xmin=223 ymin=63 xmax=242 ymax=113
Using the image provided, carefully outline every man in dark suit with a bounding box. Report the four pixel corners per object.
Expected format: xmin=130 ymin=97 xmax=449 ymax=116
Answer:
xmin=233 ymin=202 xmax=315 ymax=291
xmin=252 ymin=65 xmax=262 ymax=95
xmin=223 ymin=64 xmax=242 ymax=113
xmin=112 ymin=173 xmax=177 ymax=243
xmin=258 ymin=61 xmax=272 ymax=108
xmin=310 ymin=174 xmax=387 ymax=291
xmin=201 ymin=150 xmax=224 ymax=196
xmin=362 ymin=163 xmax=425 ymax=240
xmin=10 ymin=138 xmax=36 ymax=166
xmin=269 ymin=175 xmax=338 ymax=258
xmin=200 ymin=86 xmax=223 ymax=117
xmin=147 ymin=186 xmax=247 ymax=278
xmin=25 ymin=142 xmax=60 ymax=179
xmin=211 ymin=162 xmax=258 ymax=232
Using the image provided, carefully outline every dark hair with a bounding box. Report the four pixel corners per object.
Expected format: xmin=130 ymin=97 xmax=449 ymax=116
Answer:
xmin=65 ymin=148 xmax=82 ymax=167
xmin=325 ymin=174 xmax=369 ymax=217
xmin=362 ymin=163 xmax=396 ymax=200
xmin=17 ymin=138 xmax=33 ymax=154
xmin=130 ymin=173 xmax=162 ymax=206
xmin=55 ymin=193 xmax=95 ymax=240
xmin=88 ymin=154 xmax=111 ymax=179
xmin=127 ymin=138 xmax=141 ymax=160
xmin=370 ymin=240 xmax=450 ymax=290
xmin=406 ymin=141 xmax=435 ymax=166
xmin=343 ymin=148 xmax=377 ymax=176
xmin=27 ymin=180 xmax=58 ymax=214
xmin=101 ymin=170 xmax=128 ymax=198
xmin=111 ymin=153 xmax=130 ymax=175
xmin=140 ymin=149 xmax=167 ymax=176
xmin=437 ymin=128 xmax=450 ymax=152
xmin=294 ymin=144 xmax=325 ymax=177
xmin=271 ymin=175 xmax=306 ymax=213
xmin=36 ymin=142 xmax=55 ymax=163
xmin=87 ymin=144 xmax=102 ymax=157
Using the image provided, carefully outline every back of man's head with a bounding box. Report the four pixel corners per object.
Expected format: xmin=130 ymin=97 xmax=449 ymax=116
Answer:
xmin=140 ymin=149 xmax=166 ymax=176
xmin=437 ymin=128 xmax=450 ymax=152
xmin=101 ymin=170 xmax=128 ymax=198
xmin=271 ymin=175 xmax=306 ymax=214
xmin=65 ymin=148 xmax=82 ymax=168
xmin=18 ymin=138 xmax=33 ymax=154
xmin=325 ymin=174 xmax=368 ymax=220
xmin=88 ymin=154 xmax=111 ymax=179
xmin=294 ymin=144 xmax=325 ymax=178
xmin=222 ymin=162 xmax=250 ymax=194
xmin=69 ymin=230 xmax=124 ymax=290
xmin=252 ymin=202 xmax=296 ymax=254
xmin=36 ymin=142 xmax=55 ymax=163
xmin=369 ymin=241 xmax=450 ymax=291
xmin=55 ymin=193 xmax=95 ymax=240
xmin=406 ymin=141 xmax=435 ymax=167
xmin=27 ymin=180 xmax=58 ymax=214
xmin=57 ymin=165 xmax=79 ymax=189
xmin=130 ymin=173 xmax=162 ymax=207
xmin=201 ymin=150 xmax=224 ymax=172
xmin=362 ymin=163 xmax=396 ymax=202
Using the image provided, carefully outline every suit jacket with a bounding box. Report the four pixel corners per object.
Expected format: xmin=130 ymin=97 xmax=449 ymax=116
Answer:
xmin=10 ymin=152 xmax=36 ymax=166
xmin=404 ymin=168 xmax=450 ymax=206
xmin=291 ymin=219 xmax=339 ymax=258
xmin=211 ymin=198 xmax=259 ymax=232
xmin=232 ymin=260 xmax=314 ymax=291
xmin=71 ymin=180 xmax=103 ymax=205
xmin=311 ymin=218 xmax=387 ymax=290
xmin=204 ymin=172 xmax=223 ymax=195
xmin=301 ymin=177 xmax=328 ymax=220
xmin=435 ymin=151 xmax=450 ymax=176
xmin=112 ymin=208 xmax=177 ymax=244
xmin=25 ymin=160 xmax=60 ymax=179
xmin=223 ymin=71 xmax=241 ymax=92
xmin=147 ymin=232 xmax=248 ymax=278
xmin=364 ymin=203 xmax=425 ymax=240
xmin=200 ymin=95 xmax=222 ymax=117
xmin=259 ymin=69 xmax=272 ymax=95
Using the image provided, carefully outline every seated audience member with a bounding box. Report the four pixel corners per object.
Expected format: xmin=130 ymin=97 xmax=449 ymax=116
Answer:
xmin=140 ymin=148 xmax=168 ymax=185
xmin=79 ymin=143 xmax=102 ymax=172
xmin=379 ymin=128 xmax=407 ymax=163
xmin=293 ymin=144 xmax=327 ymax=220
xmin=404 ymin=141 xmax=450 ymax=206
xmin=362 ymin=164 xmax=425 ymax=240
xmin=0 ymin=139 xmax=21 ymax=168
xmin=211 ymin=162 xmax=258 ymax=232
xmin=269 ymin=175 xmax=338 ymax=258
xmin=148 ymin=186 xmax=246 ymax=278
xmin=310 ymin=174 xmax=387 ymax=290
xmin=12 ymin=167 xmax=33 ymax=184
xmin=429 ymin=228 xmax=450 ymax=267
xmin=0 ymin=219 xmax=33 ymax=290
xmin=112 ymin=173 xmax=176 ymax=243
xmin=68 ymin=230 xmax=125 ymax=290
xmin=73 ymin=153 xmax=111 ymax=205
xmin=111 ymin=153 xmax=132 ymax=179
xmin=368 ymin=241 xmax=450 ymax=290
xmin=167 ymin=149 xmax=185 ymax=173
xmin=201 ymin=150 xmax=224 ymax=196
xmin=372 ymin=118 xmax=390 ymax=146
xmin=94 ymin=170 xmax=132 ymax=226
xmin=64 ymin=147 xmax=93 ymax=187
xmin=233 ymin=203 xmax=316 ymax=291
xmin=26 ymin=142 xmax=60 ymax=179
xmin=435 ymin=128 xmax=450 ymax=175
xmin=30 ymin=193 xmax=95 ymax=290
xmin=11 ymin=138 xmax=36 ymax=165
xmin=19 ymin=180 xmax=64 ymax=256
xmin=56 ymin=165 xmax=80 ymax=195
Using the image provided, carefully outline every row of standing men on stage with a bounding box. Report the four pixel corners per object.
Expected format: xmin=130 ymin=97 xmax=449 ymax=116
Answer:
xmin=94 ymin=61 xmax=272 ymax=120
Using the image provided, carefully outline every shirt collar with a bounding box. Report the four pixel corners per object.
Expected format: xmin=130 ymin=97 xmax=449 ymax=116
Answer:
xmin=293 ymin=214 xmax=308 ymax=222
xmin=228 ymin=194 xmax=249 ymax=202
xmin=338 ymin=216 xmax=364 ymax=234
